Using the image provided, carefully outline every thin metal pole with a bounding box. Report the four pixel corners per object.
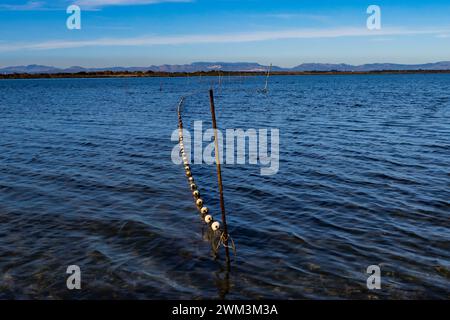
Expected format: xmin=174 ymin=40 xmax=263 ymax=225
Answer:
xmin=209 ymin=89 xmax=230 ymax=260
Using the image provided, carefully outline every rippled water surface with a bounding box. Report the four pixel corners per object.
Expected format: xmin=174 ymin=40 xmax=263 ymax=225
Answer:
xmin=0 ymin=74 xmax=449 ymax=299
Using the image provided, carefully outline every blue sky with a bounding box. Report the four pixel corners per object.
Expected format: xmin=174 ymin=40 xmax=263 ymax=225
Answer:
xmin=0 ymin=0 xmax=449 ymax=67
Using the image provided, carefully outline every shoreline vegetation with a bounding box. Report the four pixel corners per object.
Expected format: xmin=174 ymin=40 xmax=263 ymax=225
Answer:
xmin=1 ymin=69 xmax=450 ymax=79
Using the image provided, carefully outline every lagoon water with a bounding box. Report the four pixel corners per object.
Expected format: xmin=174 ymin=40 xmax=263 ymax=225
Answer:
xmin=0 ymin=74 xmax=449 ymax=299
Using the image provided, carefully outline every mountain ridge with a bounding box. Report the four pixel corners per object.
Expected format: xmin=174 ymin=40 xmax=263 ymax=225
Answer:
xmin=2 ymin=61 xmax=450 ymax=74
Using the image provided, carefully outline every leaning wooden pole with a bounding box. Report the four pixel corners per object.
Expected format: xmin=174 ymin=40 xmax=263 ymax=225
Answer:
xmin=209 ymin=89 xmax=230 ymax=260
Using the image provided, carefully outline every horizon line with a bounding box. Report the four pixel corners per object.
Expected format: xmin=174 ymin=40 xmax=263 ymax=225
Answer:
xmin=2 ymin=60 xmax=450 ymax=70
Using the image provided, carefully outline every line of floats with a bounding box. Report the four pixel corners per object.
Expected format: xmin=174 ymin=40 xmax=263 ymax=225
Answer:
xmin=177 ymin=97 xmax=222 ymax=233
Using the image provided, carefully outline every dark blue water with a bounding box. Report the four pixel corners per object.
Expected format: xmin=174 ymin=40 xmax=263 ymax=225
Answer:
xmin=0 ymin=74 xmax=449 ymax=299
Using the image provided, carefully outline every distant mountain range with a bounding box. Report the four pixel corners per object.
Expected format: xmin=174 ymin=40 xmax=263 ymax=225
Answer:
xmin=2 ymin=61 xmax=450 ymax=74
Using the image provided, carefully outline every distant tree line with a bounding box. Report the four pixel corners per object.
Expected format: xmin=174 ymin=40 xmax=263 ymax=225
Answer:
xmin=1 ymin=69 xmax=450 ymax=79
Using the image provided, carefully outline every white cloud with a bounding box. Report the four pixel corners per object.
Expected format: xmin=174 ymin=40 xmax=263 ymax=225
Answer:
xmin=75 ymin=0 xmax=192 ymax=8
xmin=261 ymin=13 xmax=330 ymax=22
xmin=369 ymin=37 xmax=394 ymax=42
xmin=0 ymin=0 xmax=191 ymax=11
xmin=0 ymin=26 xmax=449 ymax=52
xmin=0 ymin=1 xmax=45 ymax=11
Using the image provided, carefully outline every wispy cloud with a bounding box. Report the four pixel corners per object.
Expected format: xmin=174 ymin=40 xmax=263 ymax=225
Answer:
xmin=369 ymin=37 xmax=394 ymax=42
xmin=0 ymin=1 xmax=46 ymax=11
xmin=75 ymin=0 xmax=192 ymax=8
xmin=260 ymin=13 xmax=330 ymax=23
xmin=1 ymin=26 xmax=448 ymax=52
xmin=0 ymin=0 xmax=191 ymax=11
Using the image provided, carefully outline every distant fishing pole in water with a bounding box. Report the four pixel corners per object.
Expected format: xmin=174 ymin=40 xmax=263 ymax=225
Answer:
xmin=218 ymin=71 xmax=223 ymax=93
xmin=259 ymin=63 xmax=272 ymax=94
xmin=176 ymin=91 xmax=235 ymax=261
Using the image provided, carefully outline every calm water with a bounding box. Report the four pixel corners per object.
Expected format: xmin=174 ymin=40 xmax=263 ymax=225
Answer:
xmin=0 ymin=74 xmax=449 ymax=299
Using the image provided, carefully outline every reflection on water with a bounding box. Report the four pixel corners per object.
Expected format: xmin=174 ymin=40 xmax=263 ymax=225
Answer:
xmin=0 ymin=74 xmax=449 ymax=299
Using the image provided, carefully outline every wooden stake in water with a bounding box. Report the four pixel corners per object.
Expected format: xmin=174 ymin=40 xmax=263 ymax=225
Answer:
xmin=262 ymin=63 xmax=272 ymax=93
xmin=209 ymin=89 xmax=230 ymax=260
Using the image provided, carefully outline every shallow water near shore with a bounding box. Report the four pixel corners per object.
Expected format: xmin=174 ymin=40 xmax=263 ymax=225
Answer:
xmin=0 ymin=74 xmax=449 ymax=299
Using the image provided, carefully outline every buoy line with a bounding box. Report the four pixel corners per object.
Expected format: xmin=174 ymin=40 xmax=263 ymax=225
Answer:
xmin=176 ymin=96 xmax=236 ymax=257
xmin=177 ymin=97 xmax=220 ymax=232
